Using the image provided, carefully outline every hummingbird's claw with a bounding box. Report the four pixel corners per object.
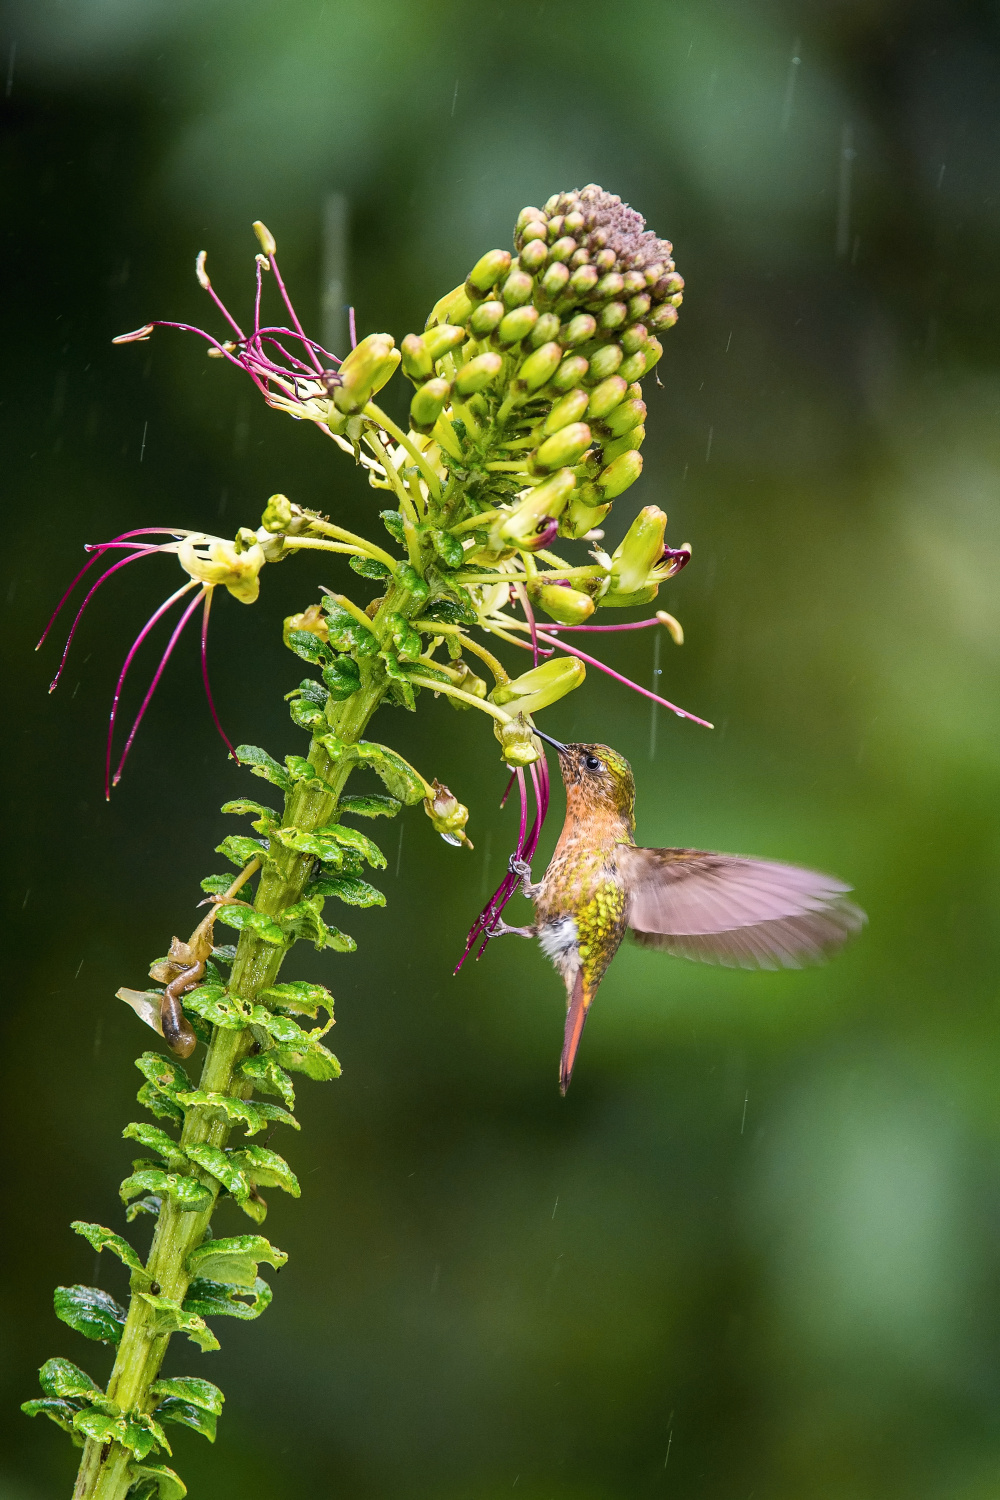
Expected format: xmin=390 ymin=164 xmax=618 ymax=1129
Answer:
xmin=486 ymin=916 xmax=536 ymax=940
xmin=509 ymin=856 xmax=534 ymax=884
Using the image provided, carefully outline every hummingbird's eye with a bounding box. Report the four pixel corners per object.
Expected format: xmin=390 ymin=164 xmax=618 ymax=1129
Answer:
xmin=584 ymin=754 xmax=602 ymax=771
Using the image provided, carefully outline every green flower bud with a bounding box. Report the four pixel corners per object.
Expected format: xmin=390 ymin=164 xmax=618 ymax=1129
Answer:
xmin=410 ymin=377 xmax=451 ymax=433
xmin=560 ymin=313 xmax=597 ymax=347
xmin=491 ymin=655 xmax=586 ymax=717
xmin=502 ymin=270 xmax=534 ymax=308
xmin=628 ymin=293 xmax=652 ymax=321
xmin=543 ymin=388 xmax=590 ymax=435
xmin=515 ymin=208 xmax=543 ymax=234
xmin=423 ymin=324 xmax=468 ymax=362
xmin=594 ymin=271 xmax=625 ymax=301
xmin=531 ymin=312 xmax=562 ymax=346
xmin=261 ymin=492 xmax=293 ymax=533
xmin=586 ymin=344 xmax=624 ymax=382
xmin=252 ymin=220 xmax=277 ymax=257
xmin=529 ymin=582 xmax=596 ymax=626
xmin=643 ymin=336 xmax=664 ymax=372
xmin=600 ymin=397 xmax=646 ymax=437
xmin=470 ymin=300 xmax=505 ymax=336
xmin=652 ymin=271 xmax=684 ymax=300
xmin=515 ymin=341 xmax=563 ymax=394
xmin=333 ymin=333 xmax=400 ymax=414
xmin=424 ymin=780 xmax=473 ymax=848
xmin=497 ymin=305 xmax=539 ymax=345
xmin=569 ymin=248 xmax=591 ymax=269
xmin=586 ymin=375 xmax=628 ymax=420
xmin=519 ymin=239 xmax=549 ymax=273
xmin=494 ymin=714 xmax=541 ymax=767
xmin=618 ymin=350 xmax=648 ymax=384
xmin=623 ymin=271 xmax=647 ymax=295
xmin=427 ymin=284 xmax=474 ymax=329
xmin=454 ymin=352 xmax=503 ymax=396
xmin=531 ymin=422 xmax=592 ymax=474
xmin=564 ymin=209 xmax=585 ymax=234
xmin=497 ymin=469 xmax=576 ymax=547
xmin=599 ymin=301 xmax=628 ymax=330
xmin=602 ymin=425 xmax=645 ymax=464
xmin=541 ymin=262 xmax=570 ymax=297
xmin=568 ymin=264 xmax=599 ymax=297
xmin=559 ymin=494 xmax=611 ymax=539
xmin=598 ymin=449 xmax=643 ymax=499
xmin=520 ymin=220 xmax=548 ymax=244
xmin=466 ymin=248 xmax=513 ymax=296
xmin=550 ymin=236 xmax=578 ymax=263
xmin=551 ymin=354 xmax=590 ymax=392
xmin=620 ymin=323 xmax=649 ymax=356
xmin=648 ymin=304 xmax=679 ymax=332
xmin=401 ymin=333 xmax=433 ymax=382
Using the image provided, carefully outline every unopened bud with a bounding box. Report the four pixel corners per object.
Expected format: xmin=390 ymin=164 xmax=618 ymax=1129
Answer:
xmin=520 ymin=220 xmax=548 ymax=245
xmin=423 ymin=324 xmax=468 ymax=362
xmin=427 ymin=284 xmax=474 ymax=329
xmin=541 ymin=262 xmax=571 ymax=297
xmin=618 ymin=350 xmax=648 ymax=384
xmin=466 ymin=249 xmax=512 ymax=297
xmin=401 ymin=334 xmax=433 ymax=382
xmin=642 ymin=336 xmax=664 ymax=372
xmin=529 ymin=581 xmax=596 ymax=625
xmin=594 ymin=271 xmax=625 ymax=301
xmin=497 ymin=305 xmax=539 ymax=345
xmin=559 ymin=495 xmax=611 ymax=539
xmin=410 ymin=377 xmax=451 ymax=433
xmin=560 ymin=313 xmax=597 ymax=348
xmin=550 ymin=237 xmax=578 ymax=263
xmin=610 ymin=505 xmax=666 ymax=595
xmin=586 ymin=344 xmax=624 ymax=382
xmin=648 ymin=304 xmax=679 ymax=332
xmin=543 ymin=388 xmax=590 ymax=436
xmin=502 ymin=270 xmax=534 ymax=308
xmin=424 ymin=780 xmax=473 ymax=848
xmin=586 ymin=375 xmax=628 ymax=420
xmin=515 ymin=208 xmax=542 ymax=234
xmin=515 ymin=342 xmax=563 ymax=395
xmin=601 ymin=398 xmax=646 ymax=437
xmin=333 ymin=333 xmax=400 ymax=414
xmin=470 ymin=300 xmax=505 ymax=336
xmin=497 ymin=470 xmax=576 ymax=548
xmin=519 ymin=239 xmax=549 ymax=273
xmin=628 ymin=293 xmax=652 ymax=321
xmin=568 ymin=265 xmax=599 ymax=297
xmin=252 ymin=220 xmax=277 ymax=257
xmin=602 ymin=426 xmax=645 ymax=464
xmin=620 ymin=323 xmax=649 ymax=356
xmin=491 ymin=655 xmax=586 ymax=718
xmin=598 ymin=449 xmax=643 ymax=499
xmin=454 ymin=351 xmax=503 ymax=396
xmin=656 ymin=610 xmax=685 ymax=645
xmin=531 ymin=312 xmax=562 ymax=346
xmin=551 ymin=354 xmax=590 ymax=392
xmin=261 ymin=493 xmax=293 ymax=533
xmin=530 ymin=422 xmax=592 ymax=474
xmin=599 ymin=301 xmax=628 ymax=330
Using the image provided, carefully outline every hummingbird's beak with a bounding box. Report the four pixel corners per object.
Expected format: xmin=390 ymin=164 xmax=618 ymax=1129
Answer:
xmin=531 ymin=727 xmax=568 ymax=753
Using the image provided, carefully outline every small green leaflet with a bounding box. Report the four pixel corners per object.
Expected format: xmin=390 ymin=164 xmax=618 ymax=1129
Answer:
xmin=234 ymin=744 xmax=291 ymax=792
xmin=272 ymin=825 xmax=346 ymax=867
xmin=38 ymin=1357 xmax=102 ymax=1401
xmin=215 ymin=835 xmax=268 ymax=869
xmin=284 ymin=752 xmax=330 ymax=789
xmin=289 ymin=696 xmax=326 ymax=731
xmin=313 ymin=821 xmax=386 ymax=869
xmin=220 ymin=798 xmax=278 ymax=833
xmin=187 ymin=1234 xmax=288 ymax=1287
xmin=393 ymin=563 xmax=429 ymax=604
xmin=230 ymin=1147 xmax=300 ymax=1197
xmin=119 ymin=1169 xmax=213 ymax=1214
xmin=214 ymin=906 xmax=286 ymax=945
xmin=322 ymin=656 xmax=362 ymax=700
xmin=72 ymin=1408 xmax=128 ymax=1447
xmin=54 ymin=1286 xmax=126 ymax=1345
xmin=274 ymin=1041 xmax=342 ymax=1082
xmin=348 ymin=552 xmax=390 ymax=579
xmin=149 ymin=1377 xmax=224 ymax=1416
xmin=238 ymin=1055 xmax=295 ymax=1110
xmin=20 ymin=1398 xmax=82 ymax=1440
xmin=380 ymin=508 xmax=405 ymax=543
xmin=281 ymin=895 xmax=356 ymax=952
xmin=70 ymin=1222 xmax=146 ymax=1275
xmin=122 ymin=1123 xmax=188 ymax=1172
xmin=135 ymin=1052 xmax=193 ymax=1097
xmin=338 ymin=793 xmax=401 ymax=819
xmin=306 ymin=873 xmax=385 ymax=907
xmin=125 ymin=1195 xmax=162 ymax=1223
xmin=180 ymin=985 xmax=248 ymax=1031
xmin=124 ymin=1461 xmax=188 ymax=1500
xmin=200 ymin=874 xmax=235 ymax=896
xmin=136 ymin=1082 xmax=185 ymax=1125
xmin=353 ymin=742 xmax=427 ymax=804
xmin=155 ymin=1398 xmax=217 ymax=1444
xmin=285 ymin=629 xmax=330 ymax=665
xmin=175 ymin=1088 xmax=298 ymax=1136
xmin=183 ymin=1276 xmax=273 ymax=1322
xmin=260 ymin=980 xmax=334 ymax=1017
xmin=184 ymin=1144 xmax=249 ymax=1205
xmin=137 ymin=1293 xmax=220 ymax=1352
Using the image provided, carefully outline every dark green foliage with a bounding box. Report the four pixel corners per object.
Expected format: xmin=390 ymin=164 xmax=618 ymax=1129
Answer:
xmin=54 ymin=1286 xmax=127 ymax=1345
xmin=71 ymin=1222 xmax=147 ymax=1273
xmin=379 ymin=508 xmax=405 ymax=543
xmin=182 ymin=1277 xmax=273 ymax=1321
xmin=427 ymin=527 xmax=464 ymax=568
xmin=215 ymin=835 xmax=268 ymax=869
xmin=233 ymin=744 xmax=292 ymax=792
xmin=306 ymin=872 xmax=386 ymax=906
xmin=348 ymin=553 xmax=391 ymax=579
xmin=119 ymin=1169 xmax=212 ymax=1214
xmin=154 ymin=1399 xmax=217 ymax=1444
xmin=260 ymin=980 xmax=334 ymax=1016
xmin=338 ymin=793 xmax=401 ymax=818
xmin=322 ymin=654 xmax=362 ymax=699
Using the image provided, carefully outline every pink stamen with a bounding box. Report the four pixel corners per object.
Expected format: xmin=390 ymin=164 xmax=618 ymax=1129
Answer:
xmin=542 ymin=616 xmax=664 ymax=633
xmin=535 ymin=630 xmax=713 ymax=729
xmin=48 ymin=550 xmax=159 ymax=692
xmin=199 ymin=588 xmax=237 ymax=758
xmin=514 ymin=582 xmax=540 ymax=668
xmin=105 ymin=580 xmax=199 ymax=799
xmin=268 ymin=251 xmax=324 ymax=374
xmin=499 ymin=770 xmax=516 ymax=809
xmin=37 ymin=529 xmax=186 ymax=650
xmin=111 ymin=589 xmax=205 ymax=793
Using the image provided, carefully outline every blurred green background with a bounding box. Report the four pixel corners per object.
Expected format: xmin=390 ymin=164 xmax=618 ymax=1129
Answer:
xmin=4 ymin=1 xmax=1000 ymax=1496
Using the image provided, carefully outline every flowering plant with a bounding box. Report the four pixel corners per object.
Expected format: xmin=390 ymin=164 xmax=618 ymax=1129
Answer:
xmin=26 ymin=185 xmax=705 ymax=1500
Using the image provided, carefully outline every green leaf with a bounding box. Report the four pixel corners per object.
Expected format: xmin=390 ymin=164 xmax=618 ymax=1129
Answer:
xmin=215 ymin=835 xmax=268 ymax=869
xmin=199 ymin=874 xmax=234 ymax=896
xmin=428 ymin=526 xmax=464 ymax=568
xmin=38 ymin=1357 xmax=102 ymax=1401
xmin=338 ymin=793 xmax=401 ymax=819
xmin=231 ymin=1148 xmax=300 ymax=1197
xmin=184 ymin=1145 xmax=249 ymax=1204
xmin=253 ymin=1102 xmax=301 ymax=1131
xmin=125 ymin=1460 xmax=188 ymax=1500
xmin=122 ymin=1411 xmax=171 ymax=1460
xmin=293 ymin=676 xmax=330 ymax=705
xmin=306 ymin=873 xmax=386 ymax=908
xmin=281 ymin=896 xmax=356 ymax=953
xmin=21 ymin=1397 xmax=83 ymax=1439
xmin=136 ymin=1294 xmax=220 ymax=1353
xmin=290 ymin=696 xmax=327 ymax=731
xmin=380 ymin=650 xmax=417 ymax=710
xmin=234 ymin=744 xmax=291 ymax=792
xmin=274 ymin=1040 xmax=342 ymax=1082
xmin=260 ymin=980 xmax=334 ymax=1017
xmin=323 ymin=655 xmax=362 ymax=700
xmin=286 ymin=629 xmax=331 ymax=665
xmin=121 ymin=1124 xmax=188 ymax=1173
xmin=380 ymin=508 xmax=405 ymax=543
xmin=211 ymin=944 xmax=237 ymax=962
xmin=220 ymin=799 xmax=279 ymax=833
xmin=125 ymin=1195 xmax=162 ymax=1223
xmin=73 ymin=1407 xmax=128 ymax=1446
xmin=187 ymin=1234 xmax=288 ymax=1286
xmin=394 ymin=562 xmax=429 ymax=604
xmin=135 ymin=1052 xmax=193 ymax=1098
xmin=272 ymin=824 xmax=346 ymax=867
xmin=313 ymin=821 xmax=386 ymax=869
xmin=320 ymin=598 xmax=371 ymax=652
xmin=386 ymin=613 xmax=423 ymax=662
xmin=214 ymin=906 xmax=286 ymax=945
xmin=249 ymin=1008 xmax=309 ymax=1045
xmin=348 ymin=552 xmax=391 ymax=579
xmin=238 ymin=1054 xmax=295 ymax=1110
xmin=183 ymin=1276 xmax=272 ymax=1322
xmin=154 ymin=1399 xmax=217 ymax=1444
xmin=283 ymin=753 xmax=327 ymax=789
xmin=353 ymin=741 xmax=428 ymax=804
xmin=148 ymin=1377 xmax=224 ymax=1416
xmin=71 ymin=1222 xmax=146 ymax=1275
xmin=136 ymin=1082 xmax=185 ymax=1125
xmin=119 ymin=1169 xmax=213 ymax=1214
xmin=422 ymin=590 xmax=478 ymax=626
xmin=179 ymin=986 xmax=247 ymax=1031
xmin=54 ymin=1286 xmax=126 ymax=1345
xmin=174 ymin=1089 xmax=262 ymax=1134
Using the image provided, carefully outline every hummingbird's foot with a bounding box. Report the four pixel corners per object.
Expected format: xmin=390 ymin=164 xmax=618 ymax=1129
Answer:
xmin=486 ymin=916 xmax=536 ymax=940
xmin=509 ymin=856 xmax=539 ymax=896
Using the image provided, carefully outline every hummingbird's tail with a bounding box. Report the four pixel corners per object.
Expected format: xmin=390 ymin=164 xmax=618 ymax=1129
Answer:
xmin=559 ymin=970 xmax=594 ymax=1094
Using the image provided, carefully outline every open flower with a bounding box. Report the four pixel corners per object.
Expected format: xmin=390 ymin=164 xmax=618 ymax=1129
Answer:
xmin=178 ymin=534 xmax=266 ymax=604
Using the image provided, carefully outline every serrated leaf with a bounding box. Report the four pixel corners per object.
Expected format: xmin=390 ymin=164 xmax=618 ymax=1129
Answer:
xmin=71 ymin=1222 xmax=147 ymax=1275
xmin=314 ymin=822 xmax=386 ymax=869
xmin=125 ymin=1195 xmax=162 ymax=1223
xmin=283 ymin=753 xmax=328 ymax=789
xmin=353 ymin=742 xmax=427 ymax=804
xmin=199 ymin=874 xmax=235 ymax=896
xmin=211 ymin=943 xmax=237 ymax=962
xmin=322 ymin=655 xmax=362 ymax=700
xmin=21 ymin=1397 xmax=83 ymax=1439
xmin=231 ymin=1147 xmax=300 ymax=1197
xmin=428 ymin=526 xmax=464 ymax=568
xmin=214 ymin=905 xmax=286 ymax=945
xmin=238 ymin=1055 xmax=295 ymax=1110
xmin=234 ymin=745 xmax=291 ymax=791
xmin=136 ymin=1294 xmax=220 ymax=1353
xmin=380 ymin=650 xmax=417 ymax=710
xmin=155 ymin=1399 xmax=217 ymax=1443
xmin=136 ymin=1083 xmax=185 ymax=1126
xmin=422 ymin=590 xmax=478 ymax=626
xmin=149 ymin=1377 xmax=224 ymax=1416
xmin=54 ymin=1286 xmax=126 ymax=1345
xmin=289 ymin=696 xmax=326 ymax=731
xmin=122 ymin=1410 xmax=171 ymax=1460
xmin=220 ymin=799 xmax=278 ymax=834
xmin=183 ymin=1276 xmax=272 ymax=1322
xmin=174 ymin=1090 xmax=263 ymax=1135
xmin=380 ymin=507 xmax=405 ymax=543
xmin=135 ymin=1052 xmax=193 ymax=1097
xmin=184 ymin=1145 xmax=249 ymax=1204
xmin=307 ymin=873 xmax=386 ymax=908
xmin=348 ymin=552 xmax=391 ymax=579
xmin=119 ymin=1169 xmax=213 ymax=1214
xmin=285 ymin=629 xmax=331 ymax=665
xmin=73 ymin=1407 xmax=127 ymax=1445
xmin=187 ymin=1234 xmax=288 ymax=1286
xmin=338 ymin=793 xmax=401 ymax=819
xmin=280 ymin=896 xmax=356 ymax=953
xmin=121 ymin=1124 xmax=188 ymax=1173
xmin=259 ymin=980 xmax=333 ymax=1017
xmin=125 ymin=1461 xmax=187 ymax=1500
xmin=250 ymin=1008 xmax=308 ymax=1045
xmin=253 ymin=1101 xmax=300 ymax=1131
xmin=38 ymin=1357 xmax=102 ymax=1401
xmin=274 ymin=1041 xmax=342 ymax=1083
xmin=272 ymin=824 xmax=345 ymax=867
xmin=215 ymin=835 xmax=268 ymax=869
xmin=180 ymin=985 xmax=247 ymax=1030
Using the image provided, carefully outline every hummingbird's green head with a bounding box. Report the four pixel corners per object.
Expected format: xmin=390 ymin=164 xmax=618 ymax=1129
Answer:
xmin=556 ymin=742 xmax=636 ymax=832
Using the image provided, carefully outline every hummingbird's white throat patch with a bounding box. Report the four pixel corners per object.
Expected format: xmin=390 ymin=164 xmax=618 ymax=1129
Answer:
xmin=537 ymin=915 xmax=580 ymax=977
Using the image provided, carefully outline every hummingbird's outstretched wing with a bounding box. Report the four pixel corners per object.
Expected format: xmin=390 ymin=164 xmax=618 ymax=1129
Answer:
xmin=616 ymin=846 xmax=865 ymax=970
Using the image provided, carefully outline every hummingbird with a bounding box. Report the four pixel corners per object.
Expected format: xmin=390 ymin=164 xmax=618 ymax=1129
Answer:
xmin=494 ymin=735 xmax=866 ymax=1093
